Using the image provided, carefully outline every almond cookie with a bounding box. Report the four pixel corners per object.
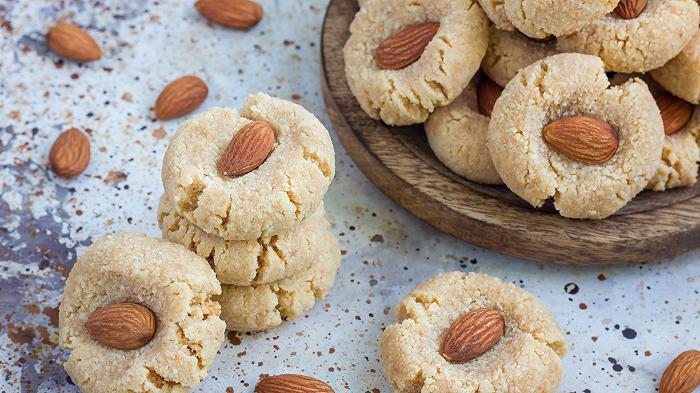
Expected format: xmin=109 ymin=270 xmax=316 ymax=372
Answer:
xmin=425 ymin=76 xmax=503 ymax=185
xmin=157 ymin=193 xmax=330 ymax=286
xmin=218 ymin=232 xmax=341 ymax=332
xmin=477 ymin=0 xmax=514 ymax=31
xmin=161 ymin=94 xmax=335 ymax=241
xmin=343 ymin=0 xmax=489 ymax=126
xmin=481 ymin=27 xmax=559 ymax=88
xmin=488 ymin=54 xmax=664 ymax=219
xmin=557 ymin=0 xmax=700 ymax=73
xmin=381 ymin=272 xmax=566 ymax=393
xmin=651 ymin=30 xmax=700 ymax=105
xmin=59 ymin=233 xmax=225 ymax=393
xmin=504 ymin=0 xmax=620 ymax=39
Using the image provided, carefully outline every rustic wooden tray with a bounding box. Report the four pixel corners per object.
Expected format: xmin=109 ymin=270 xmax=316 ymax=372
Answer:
xmin=320 ymin=0 xmax=700 ymax=265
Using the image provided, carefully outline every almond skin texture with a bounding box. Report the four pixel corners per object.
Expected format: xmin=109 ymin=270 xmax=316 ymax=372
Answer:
xmin=615 ymin=0 xmax=647 ymax=19
xmin=542 ymin=115 xmax=619 ymax=165
xmin=154 ymin=76 xmax=208 ymax=120
xmin=218 ymin=120 xmax=276 ymax=177
xmin=49 ymin=128 xmax=90 ymax=178
xmin=375 ymin=22 xmax=440 ymax=70
xmin=85 ymin=303 xmax=156 ymax=350
xmin=440 ymin=308 xmax=505 ymax=364
xmin=47 ymin=21 xmax=101 ymax=62
xmin=477 ymin=77 xmax=504 ymax=117
xmin=195 ymin=0 xmax=263 ymax=30
xmin=255 ymin=374 xmax=334 ymax=393
xmin=655 ymin=93 xmax=693 ymax=135
xmin=659 ymin=350 xmax=700 ymax=393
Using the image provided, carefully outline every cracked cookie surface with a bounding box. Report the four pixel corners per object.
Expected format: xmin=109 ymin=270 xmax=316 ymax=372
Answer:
xmin=158 ymin=193 xmax=329 ymax=286
xmin=381 ymin=272 xmax=566 ymax=393
xmin=478 ymin=0 xmax=514 ymax=30
xmin=343 ymin=0 xmax=489 ymax=126
xmin=651 ymin=30 xmax=700 ymax=105
xmin=487 ymin=54 xmax=664 ymax=219
xmin=217 ymin=232 xmax=341 ymax=332
xmin=425 ymin=76 xmax=503 ymax=185
xmin=504 ymin=0 xmax=619 ymax=39
xmin=59 ymin=233 xmax=225 ymax=393
xmin=557 ymin=0 xmax=699 ymax=73
xmin=161 ymin=93 xmax=335 ymax=241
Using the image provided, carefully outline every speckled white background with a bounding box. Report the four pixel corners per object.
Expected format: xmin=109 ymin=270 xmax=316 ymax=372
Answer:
xmin=0 ymin=1 xmax=699 ymax=392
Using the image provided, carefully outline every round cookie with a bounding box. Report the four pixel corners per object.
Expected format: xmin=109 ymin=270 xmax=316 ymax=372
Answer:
xmin=158 ymin=193 xmax=329 ymax=286
xmin=161 ymin=93 xmax=335 ymax=241
xmin=504 ymin=0 xmax=619 ymax=39
xmin=481 ymin=27 xmax=559 ymax=88
xmin=488 ymin=54 xmax=664 ymax=219
xmin=557 ymin=0 xmax=700 ymax=73
xmin=477 ymin=0 xmax=514 ymax=31
xmin=218 ymin=232 xmax=341 ymax=332
xmin=343 ymin=0 xmax=489 ymax=126
xmin=425 ymin=76 xmax=503 ymax=185
xmin=59 ymin=233 xmax=225 ymax=393
xmin=381 ymin=272 xmax=566 ymax=393
xmin=651 ymin=30 xmax=700 ymax=105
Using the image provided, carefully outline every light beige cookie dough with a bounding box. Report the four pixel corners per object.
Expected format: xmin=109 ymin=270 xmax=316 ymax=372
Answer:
xmin=482 ymin=27 xmax=559 ymax=88
xmin=477 ymin=0 xmax=514 ymax=31
xmin=651 ymin=31 xmax=700 ymax=105
xmin=59 ymin=233 xmax=225 ymax=393
xmin=425 ymin=76 xmax=503 ymax=184
xmin=381 ymin=272 xmax=566 ymax=393
xmin=218 ymin=232 xmax=341 ymax=332
xmin=161 ymin=94 xmax=335 ymax=241
xmin=158 ymin=193 xmax=329 ymax=286
xmin=343 ymin=0 xmax=489 ymax=126
xmin=504 ymin=0 xmax=619 ymax=39
xmin=557 ymin=0 xmax=700 ymax=73
xmin=488 ymin=54 xmax=664 ymax=219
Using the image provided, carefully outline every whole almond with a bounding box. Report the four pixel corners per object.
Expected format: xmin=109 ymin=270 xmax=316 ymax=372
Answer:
xmin=218 ymin=120 xmax=275 ymax=177
xmin=375 ymin=22 xmax=440 ymax=70
xmin=440 ymin=308 xmax=505 ymax=363
xmin=49 ymin=128 xmax=90 ymax=178
xmin=655 ymin=93 xmax=693 ymax=135
xmin=615 ymin=0 xmax=647 ymax=19
xmin=255 ymin=374 xmax=334 ymax=393
xmin=85 ymin=303 xmax=156 ymax=350
xmin=659 ymin=350 xmax=700 ymax=393
xmin=195 ymin=0 xmax=263 ymax=30
xmin=477 ymin=77 xmax=504 ymax=117
xmin=542 ymin=115 xmax=619 ymax=165
xmin=154 ymin=76 xmax=208 ymax=120
xmin=47 ymin=21 xmax=101 ymax=62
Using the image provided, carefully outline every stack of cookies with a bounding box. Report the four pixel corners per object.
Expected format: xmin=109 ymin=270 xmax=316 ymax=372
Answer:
xmin=158 ymin=92 xmax=341 ymax=332
xmin=344 ymin=0 xmax=700 ymax=219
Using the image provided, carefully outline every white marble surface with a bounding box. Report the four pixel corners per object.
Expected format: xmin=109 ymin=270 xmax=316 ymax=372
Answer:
xmin=0 ymin=1 xmax=699 ymax=392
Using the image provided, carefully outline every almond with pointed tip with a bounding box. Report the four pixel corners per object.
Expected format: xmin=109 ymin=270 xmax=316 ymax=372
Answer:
xmin=659 ymin=350 xmax=700 ymax=393
xmin=85 ymin=303 xmax=156 ymax=350
xmin=218 ymin=120 xmax=276 ymax=177
xmin=255 ymin=374 xmax=334 ymax=393
xmin=375 ymin=22 xmax=440 ymax=70
xmin=655 ymin=93 xmax=693 ymax=135
xmin=615 ymin=0 xmax=647 ymax=19
xmin=440 ymin=308 xmax=505 ymax=363
xmin=47 ymin=21 xmax=101 ymax=62
xmin=154 ymin=76 xmax=208 ymax=120
xmin=477 ymin=77 xmax=504 ymax=117
xmin=195 ymin=0 xmax=263 ymax=30
xmin=542 ymin=115 xmax=619 ymax=165
xmin=49 ymin=128 xmax=90 ymax=178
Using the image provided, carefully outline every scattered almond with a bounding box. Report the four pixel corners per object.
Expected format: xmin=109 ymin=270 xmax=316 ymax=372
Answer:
xmin=615 ymin=0 xmax=647 ymax=19
xmin=477 ymin=77 xmax=504 ymax=117
xmin=49 ymin=128 xmax=90 ymax=178
xmin=440 ymin=308 xmax=505 ymax=363
xmin=195 ymin=0 xmax=263 ymax=30
xmin=154 ymin=75 xmax=208 ymax=120
xmin=47 ymin=21 xmax=101 ymax=62
xmin=218 ymin=120 xmax=276 ymax=177
xmin=85 ymin=303 xmax=156 ymax=350
xmin=255 ymin=374 xmax=334 ymax=393
xmin=375 ymin=22 xmax=440 ymax=70
xmin=542 ymin=115 xmax=619 ymax=165
xmin=659 ymin=350 xmax=700 ymax=393
xmin=655 ymin=93 xmax=693 ymax=135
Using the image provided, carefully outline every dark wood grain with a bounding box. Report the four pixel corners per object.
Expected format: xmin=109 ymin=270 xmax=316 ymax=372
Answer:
xmin=320 ymin=0 xmax=700 ymax=265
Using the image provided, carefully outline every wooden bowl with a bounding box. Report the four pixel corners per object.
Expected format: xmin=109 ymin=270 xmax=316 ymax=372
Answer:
xmin=320 ymin=0 xmax=700 ymax=265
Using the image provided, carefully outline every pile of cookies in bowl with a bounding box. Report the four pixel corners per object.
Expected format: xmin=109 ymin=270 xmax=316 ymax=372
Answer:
xmin=344 ymin=0 xmax=700 ymax=219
